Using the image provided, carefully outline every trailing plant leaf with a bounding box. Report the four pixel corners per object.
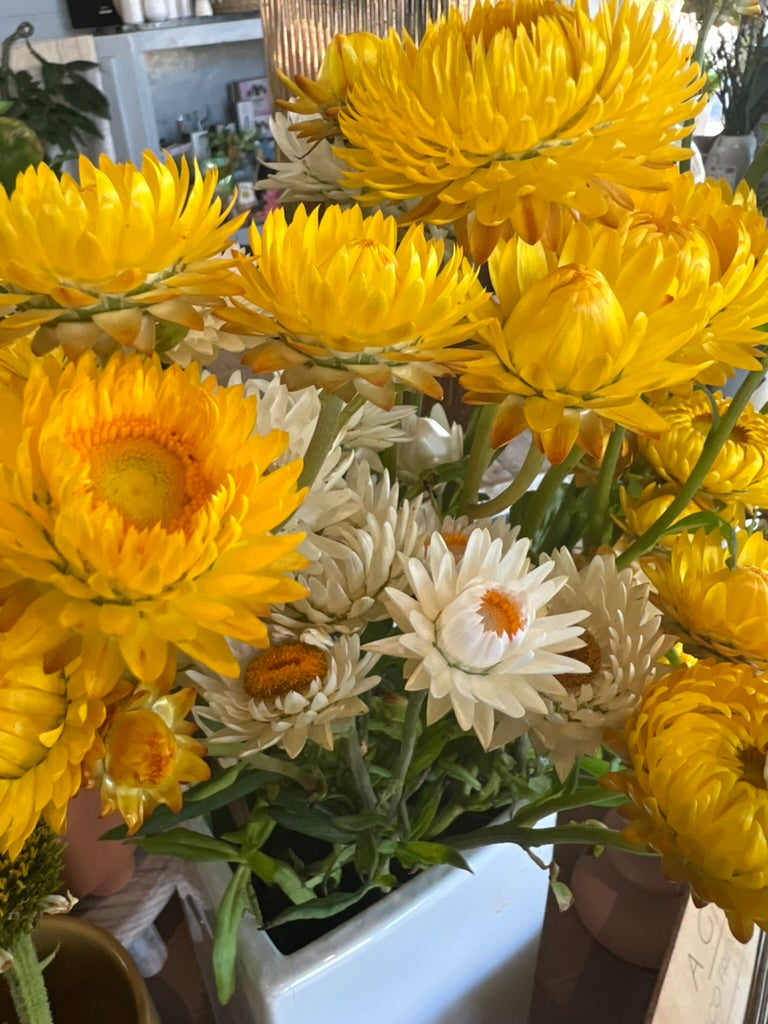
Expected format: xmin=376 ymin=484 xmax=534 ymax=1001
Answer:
xmin=214 ymin=865 xmax=251 ymax=1005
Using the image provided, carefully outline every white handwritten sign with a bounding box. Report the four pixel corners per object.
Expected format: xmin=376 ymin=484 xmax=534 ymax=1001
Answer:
xmin=648 ymin=899 xmax=760 ymax=1024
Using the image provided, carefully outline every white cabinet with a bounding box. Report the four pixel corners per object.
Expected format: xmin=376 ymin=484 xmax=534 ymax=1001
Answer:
xmin=93 ymin=15 xmax=264 ymax=163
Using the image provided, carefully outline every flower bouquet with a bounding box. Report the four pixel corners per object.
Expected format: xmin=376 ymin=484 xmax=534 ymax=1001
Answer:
xmin=3 ymin=0 xmax=768 ymax=1020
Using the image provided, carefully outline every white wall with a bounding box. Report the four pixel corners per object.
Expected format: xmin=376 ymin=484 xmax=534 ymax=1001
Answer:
xmin=1 ymin=0 xmax=80 ymax=45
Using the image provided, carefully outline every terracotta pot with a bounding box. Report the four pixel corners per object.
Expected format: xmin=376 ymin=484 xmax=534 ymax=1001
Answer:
xmin=0 ymin=916 xmax=160 ymax=1024
xmin=62 ymin=787 xmax=135 ymax=899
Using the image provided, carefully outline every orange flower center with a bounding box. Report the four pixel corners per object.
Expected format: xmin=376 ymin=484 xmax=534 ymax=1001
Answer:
xmin=70 ymin=417 xmax=214 ymax=532
xmin=440 ymin=532 xmax=469 ymax=559
xmin=558 ymin=629 xmax=602 ymax=692
xmin=243 ymin=643 xmax=329 ymax=700
xmin=479 ymin=588 xmax=526 ymax=638
xmin=105 ymin=709 xmax=176 ymax=789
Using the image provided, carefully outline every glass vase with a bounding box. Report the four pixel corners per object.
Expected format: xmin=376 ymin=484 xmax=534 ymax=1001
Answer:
xmin=260 ymin=0 xmax=477 ymax=107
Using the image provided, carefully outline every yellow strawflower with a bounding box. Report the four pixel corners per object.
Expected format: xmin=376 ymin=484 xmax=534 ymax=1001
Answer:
xmin=0 ymin=659 xmax=105 ymax=859
xmin=277 ymin=32 xmax=383 ymax=141
xmin=84 ymin=686 xmax=209 ymax=834
xmin=218 ymin=204 xmax=487 ymax=407
xmin=0 ymin=153 xmax=245 ymax=357
xmin=628 ymin=174 xmax=768 ymax=385
xmin=644 ymin=528 xmax=768 ymax=667
xmin=0 ymin=352 xmax=307 ymax=689
xmin=335 ymin=0 xmax=704 ymax=256
xmin=605 ymin=659 xmax=768 ymax=942
xmin=639 ymin=390 xmax=768 ymax=507
xmin=455 ymin=218 xmax=710 ymax=463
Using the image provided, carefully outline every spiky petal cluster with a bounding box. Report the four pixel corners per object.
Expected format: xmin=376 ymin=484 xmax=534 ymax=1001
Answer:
xmin=0 ymin=152 xmax=244 ymax=356
xmin=639 ymin=390 xmax=768 ymax=507
xmin=455 ymin=219 xmax=711 ymax=463
xmin=605 ymin=659 xmax=768 ymax=942
xmin=217 ymin=204 xmax=487 ymax=408
xmin=335 ymin=0 xmax=703 ymax=253
xmin=644 ymin=528 xmax=768 ymax=668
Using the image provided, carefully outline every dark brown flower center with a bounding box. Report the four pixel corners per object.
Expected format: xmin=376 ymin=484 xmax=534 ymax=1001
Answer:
xmin=557 ymin=629 xmax=602 ymax=692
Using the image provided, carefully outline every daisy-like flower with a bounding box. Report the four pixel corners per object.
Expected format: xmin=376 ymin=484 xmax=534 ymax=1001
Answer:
xmin=639 ymin=391 xmax=768 ymax=507
xmin=0 ymin=659 xmax=105 ymax=859
xmin=335 ymin=0 xmax=703 ymax=256
xmin=261 ymin=113 xmax=354 ymax=205
xmin=455 ymin=220 xmax=711 ymax=464
xmin=271 ymin=463 xmax=427 ymax=635
xmin=425 ymin=514 xmax=522 ymax=560
xmin=217 ymin=204 xmax=487 ymax=409
xmin=83 ymin=686 xmax=209 ymax=834
xmin=644 ymin=528 xmax=768 ymax=667
xmin=492 ymin=550 xmax=669 ymax=779
xmin=628 ymin=174 xmax=768 ymax=384
xmin=604 ymin=659 xmax=768 ymax=942
xmin=366 ymin=529 xmax=588 ymax=749
xmin=190 ymin=631 xmax=380 ymax=758
xmin=0 ymin=153 xmax=244 ymax=356
xmin=0 ymin=352 xmax=307 ymax=689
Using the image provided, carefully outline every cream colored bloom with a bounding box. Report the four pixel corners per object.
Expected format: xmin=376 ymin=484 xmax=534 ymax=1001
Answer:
xmin=397 ymin=405 xmax=464 ymax=483
xmin=190 ymin=631 xmax=380 ymax=758
xmin=367 ymin=529 xmax=588 ymax=749
xmin=493 ymin=550 xmax=669 ymax=779
xmin=262 ymin=113 xmax=354 ymax=205
xmin=271 ymin=463 xmax=427 ymax=635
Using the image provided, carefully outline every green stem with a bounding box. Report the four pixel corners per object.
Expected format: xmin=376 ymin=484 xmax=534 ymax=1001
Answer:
xmin=466 ymin=441 xmax=545 ymax=521
xmin=744 ymin=138 xmax=768 ymax=192
xmin=297 ymin=391 xmax=347 ymax=490
xmin=346 ymin=726 xmax=377 ymax=814
xmin=519 ymin=445 xmax=584 ymax=539
xmin=5 ymin=930 xmax=54 ymax=1024
xmin=457 ymin=404 xmax=497 ymax=513
xmin=447 ymin=821 xmax=655 ymax=857
xmin=616 ymin=360 xmax=768 ymax=571
xmin=510 ymin=784 xmax=627 ymax=828
xmin=584 ymin=426 xmax=624 ymax=551
xmin=386 ymin=690 xmax=427 ymax=825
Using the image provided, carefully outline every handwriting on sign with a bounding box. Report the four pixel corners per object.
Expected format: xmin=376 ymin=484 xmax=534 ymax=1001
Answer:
xmin=648 ymin=900 xmax=760 ymax=1024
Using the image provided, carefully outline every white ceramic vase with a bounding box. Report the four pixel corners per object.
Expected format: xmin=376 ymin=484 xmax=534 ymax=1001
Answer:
xmin=183 ymin=819 xmax=554 ymax=1024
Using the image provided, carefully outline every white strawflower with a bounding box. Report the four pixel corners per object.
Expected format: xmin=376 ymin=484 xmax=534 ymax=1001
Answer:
xmin=271 ymin=465 xmax=427 ymax=635
xmin=492 ymin=550 xmax=670 ymax=778
xmin=189 ymin=631 xmax=380 ymax=759
xmin=261 ymin=113 xmax=353 ymax=205
xmin=366 ymin=530 xmax=589 ymax=749
xmin=397 ymin=404 xmax=464 ymax=482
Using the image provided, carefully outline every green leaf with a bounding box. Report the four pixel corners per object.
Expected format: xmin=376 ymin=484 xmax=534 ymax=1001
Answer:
xmin=441 ymin=762 xmax=483 ymax=790
xmin=101 ymin=766 xmax=277 ymax=838
xmin=213 ymin=864 xmax=250 ymax=1005
xmin=409 ymin=783 xmax=445 ymax=840
xmin=269 ymin=803 xmax=357 ymax=843
xmin=267 ymin=885 xmax=376 ymax=927
xmin=409 ymin=719 xmax=462 ymax=775
xmin=394 ymin=841 xmax=471 ymax=872
xmin=247 ymin=850 xmax=313 ymax=905
xmin=60 ymin=80 xmax=110 ymax=120
xmin=332 ymin=813 xmax=386 ymax=833
xmin=130 ymin=828 xmax=245 ymax=863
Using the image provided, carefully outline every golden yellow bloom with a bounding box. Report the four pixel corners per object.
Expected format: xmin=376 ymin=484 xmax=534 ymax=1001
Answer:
xmin=0 ymin=153 xmax=245 ymax=356
xmin=0 ymin=658 xmax=105 ymax=859
xmin=455 ymin=219 xmax=710 ymax=463
xmin=278 ymin=32 xmax=383 ymax=141
xmin=335 ymin=0 xmax=703 ymax=253
xmin=628 ymin=174 xmax=768 ymax=384
xmin=0 ymin=352 xmax=307 ymax=687
xmin=619 ymin=483 xmax=704 ymax=547
xmin=639 ymin=390 xmax=768 ymax=506
xmin=84 ymin=686 xmax=209 ymax=834
xmin=644 ymin=528 xmax=768 ymax=667
xmin=605 ymin=659 xmax=768 ymax=942
xmin=218 ymin=205 xmax=487 ymax=407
